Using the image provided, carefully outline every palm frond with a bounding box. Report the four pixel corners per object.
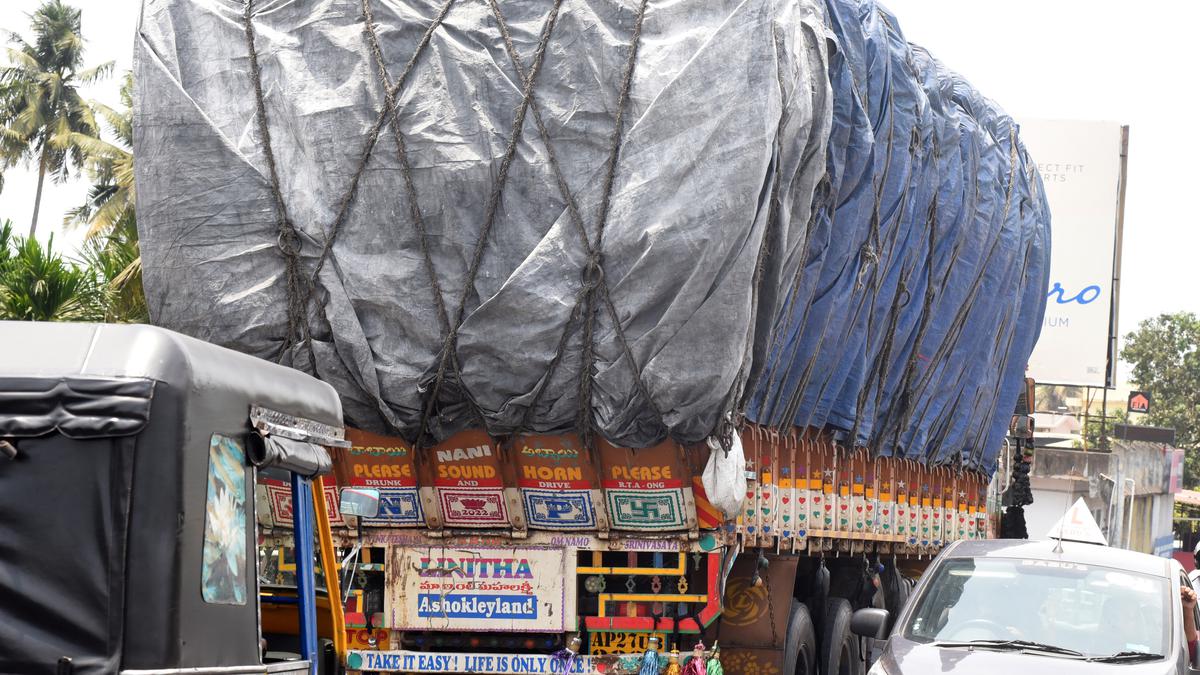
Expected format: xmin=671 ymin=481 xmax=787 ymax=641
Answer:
xmin=78 ymin=60 xmax=114 ymax=84
xmin=3 ymin=48 xmax=41 ymax=74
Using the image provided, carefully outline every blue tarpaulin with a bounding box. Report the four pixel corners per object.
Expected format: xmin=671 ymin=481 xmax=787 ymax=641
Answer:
xmin=746 ymin=0 xmax=1051 ymax=473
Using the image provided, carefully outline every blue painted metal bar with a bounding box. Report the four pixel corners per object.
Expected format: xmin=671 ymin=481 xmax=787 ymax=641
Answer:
xmin=290 ymin=473 xmax=319 ymax=675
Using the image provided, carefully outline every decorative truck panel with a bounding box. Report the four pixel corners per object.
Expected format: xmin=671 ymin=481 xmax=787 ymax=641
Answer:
xmin=598 ymin=439 xmax=693 ymax=532
xmin=513 ymin=434 xmax=602 ymax=531
xmin=419 ymin=430 xmax=512 ymax=529
xmin=324 ymin=425 xmax=990 ymax=554
xmin=335 ymin=428 xmax=423 ymax=527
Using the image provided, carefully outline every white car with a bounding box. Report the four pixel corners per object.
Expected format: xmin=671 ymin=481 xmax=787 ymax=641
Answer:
xmin=868 ymin=539 xmax=1200 ymax=675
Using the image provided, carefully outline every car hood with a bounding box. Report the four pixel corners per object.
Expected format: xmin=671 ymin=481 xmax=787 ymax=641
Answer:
xmin=882 ymin=638 xmax=1180 ymax=675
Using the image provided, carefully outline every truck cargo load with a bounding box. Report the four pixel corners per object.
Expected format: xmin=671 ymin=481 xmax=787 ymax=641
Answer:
xmin=134 ymin=0 xmax=1049 ymax=478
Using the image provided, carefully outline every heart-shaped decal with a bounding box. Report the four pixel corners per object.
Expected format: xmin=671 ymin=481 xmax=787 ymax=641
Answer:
xmin=866 ymin=505 xmax=874 ymax=511
xmin=855 ymin=506 xmax=863 ymax=513
xmin=762 ymin=492 xmax=770 ymax=500
xmin=783 ymin=515 xmax=791 ymax=522
xmin=825 ymin=504 xmax=833 ymax=511
xmin=882 ymin=509 xmax=890 ymax=515
xmin=782 ymin=497 xmax=791 ymax=504
xmin=745 ymin=492 xmax=754 ymax=499
xmin=814 ymin=497 xmax=822 ymax=503
xmin=762 ymin=508 xmax=771 ymax=515
xmin=799 ymin=497 xmax=807 ymax=504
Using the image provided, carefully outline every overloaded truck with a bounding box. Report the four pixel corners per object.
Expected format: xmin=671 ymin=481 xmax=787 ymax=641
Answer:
xmin=131 ymin=0 xmax=1051 ymax=673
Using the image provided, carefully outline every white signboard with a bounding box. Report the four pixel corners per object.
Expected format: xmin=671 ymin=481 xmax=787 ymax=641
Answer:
xmin=389 ymin=547 xmax=572 ymax=632
xmin=1019 ymin=118 xmax=1126 ymax=387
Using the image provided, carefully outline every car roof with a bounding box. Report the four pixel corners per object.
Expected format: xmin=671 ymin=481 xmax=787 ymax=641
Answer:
xmin=944 ymin=538 xmax=1173 ymax=578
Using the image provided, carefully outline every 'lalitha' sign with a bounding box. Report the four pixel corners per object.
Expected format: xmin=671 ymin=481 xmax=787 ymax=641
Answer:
xmin=389 ymin=547 xmax=572 ymax=632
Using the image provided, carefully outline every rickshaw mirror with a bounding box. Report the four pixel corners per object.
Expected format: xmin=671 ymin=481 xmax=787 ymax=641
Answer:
xmin=339 ymin=487 xmax=380 ymax=518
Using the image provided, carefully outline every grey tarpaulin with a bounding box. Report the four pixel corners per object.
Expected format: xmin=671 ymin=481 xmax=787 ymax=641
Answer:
xmin=135 ymin=0 xmax=1053 ymax=470
xmin=134 ymin=0 xmax=835 ymax=447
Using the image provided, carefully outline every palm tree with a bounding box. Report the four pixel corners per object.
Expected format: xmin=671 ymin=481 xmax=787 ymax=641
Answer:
xmin=0 ymin=224 xmax=103 ymax=321
xmin=0 ymin=219 xmax=13 ymax=272
xmin=66 ymin=70 xmax=145 ymax=322
xmin=0 ymin=0 xmax=112 ymax=238
xmin=67 ymin=71 xmax=133 ymax=238
xmin=77 ymin=221 xmax=146 ymax=322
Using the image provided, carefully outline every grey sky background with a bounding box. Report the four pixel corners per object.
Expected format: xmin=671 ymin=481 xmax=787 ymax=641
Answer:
xmin=0 ymin=0 xmax=1195 ymax=353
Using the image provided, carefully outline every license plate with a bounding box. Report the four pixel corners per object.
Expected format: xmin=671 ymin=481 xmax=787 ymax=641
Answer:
xmin=588 ymin=632 xmax=668 ymax=656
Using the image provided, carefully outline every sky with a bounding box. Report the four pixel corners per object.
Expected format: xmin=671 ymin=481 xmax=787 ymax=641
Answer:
xmin=882 ymin=0 xmax=1200 ymax=341
xmin=0 ymin=0 xmax=1196 ymax=356
xmin=0 ymin=0 xmax=139 ymax=254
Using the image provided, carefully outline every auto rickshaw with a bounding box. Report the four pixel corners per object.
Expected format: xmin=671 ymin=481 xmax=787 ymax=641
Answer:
xmin=0 ymin=322 xmax=358 ymax=675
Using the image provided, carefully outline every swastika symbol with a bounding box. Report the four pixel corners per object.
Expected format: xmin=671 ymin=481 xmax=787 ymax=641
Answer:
xmin=621 ymin=499 xmax=668 ymax=519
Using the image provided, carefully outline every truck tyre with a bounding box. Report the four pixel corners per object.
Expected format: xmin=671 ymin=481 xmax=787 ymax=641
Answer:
xmin=782 ymin=600 xmax=818 ymax=675
xmin=821 ymin=598 xmax=864 ymax=675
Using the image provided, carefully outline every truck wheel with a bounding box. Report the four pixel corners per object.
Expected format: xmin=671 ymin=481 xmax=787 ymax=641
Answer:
xmin=782 ymin=600 xmax=817 ymax=674
xmin=821 ymin=598 xmax=864 ymax=675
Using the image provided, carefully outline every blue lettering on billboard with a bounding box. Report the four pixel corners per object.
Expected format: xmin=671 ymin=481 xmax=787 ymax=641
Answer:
xmin=1047 ymin=282 xmax=1102 ymax=305
xmin=417 ymin=594 xmax=538 ymax=620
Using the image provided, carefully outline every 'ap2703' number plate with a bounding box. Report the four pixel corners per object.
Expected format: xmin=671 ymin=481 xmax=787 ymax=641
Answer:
xmin=588 ymin=631 xmax=669 ymax=656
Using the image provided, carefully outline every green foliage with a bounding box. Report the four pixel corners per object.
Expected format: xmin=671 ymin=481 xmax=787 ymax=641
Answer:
xmin=0 ymin=0 xmax=112 ymax=236
xmin=1078 ymin=408 xmax=1128 ymax=451
xmin=77 ymin=221 xmax=146 ymax=322
xmin=1121 ymin=312 xmax=1200 ymax=487
xmin=0 ymin=218 xmax=103 ymax=321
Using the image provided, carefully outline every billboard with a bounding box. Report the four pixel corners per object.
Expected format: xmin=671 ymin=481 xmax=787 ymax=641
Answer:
xmin=388 ymin=547 xmax=572 ymax=633
xmin=1019 ymin=119 xmax=1127 ymax=387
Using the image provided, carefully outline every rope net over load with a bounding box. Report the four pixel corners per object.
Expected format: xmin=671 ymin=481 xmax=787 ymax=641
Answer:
xmin=135 ymin=0 xmax=1049 ymax=474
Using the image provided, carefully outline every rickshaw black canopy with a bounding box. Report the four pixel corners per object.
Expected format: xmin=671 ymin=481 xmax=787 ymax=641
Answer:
xmin=0 ymin=322 xmax=344 ymax=675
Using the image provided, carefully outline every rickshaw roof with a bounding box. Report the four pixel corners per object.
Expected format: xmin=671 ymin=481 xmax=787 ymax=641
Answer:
xmin=0 ymin=321 xmax=343 ymax=434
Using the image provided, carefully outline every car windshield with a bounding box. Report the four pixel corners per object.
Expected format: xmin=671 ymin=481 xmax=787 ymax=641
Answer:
xmin=904 ymin=557 xmax=1170 ymax=659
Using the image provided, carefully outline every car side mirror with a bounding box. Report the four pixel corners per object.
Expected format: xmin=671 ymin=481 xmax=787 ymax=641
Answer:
xmin=850 ymin=607 xmax=890 ymax=639
xmin=339 ymin=487 xmax=380 ymax=519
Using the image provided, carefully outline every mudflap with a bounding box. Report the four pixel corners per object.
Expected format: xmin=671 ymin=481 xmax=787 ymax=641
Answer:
xmin=713 ymin=553 xmax=798 ymax=672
